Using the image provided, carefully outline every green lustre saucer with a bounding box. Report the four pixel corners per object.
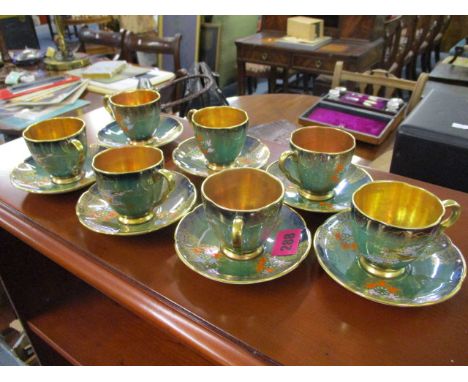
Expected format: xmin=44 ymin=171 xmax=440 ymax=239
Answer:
xmin=76 ymin=171 xmax=197 ymax=236
xmin=97 ymin=115 xmax=183 ymax=148
xmin=172 ymin=136 xmax=270 ymax=177
xmin=314 ymin=211 xmax=466 ymax=307
xmin=10 ymin=145 xmax=99 ymax=194
xmin=174 ymin=204 xmax=311 ymax=284
xmin=267 ymin=161 xmax=372 ymax=213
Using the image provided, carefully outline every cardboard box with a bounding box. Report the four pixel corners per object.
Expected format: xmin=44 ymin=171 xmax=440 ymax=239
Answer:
xmin=287 ymin=17 xmax=324 ymax=41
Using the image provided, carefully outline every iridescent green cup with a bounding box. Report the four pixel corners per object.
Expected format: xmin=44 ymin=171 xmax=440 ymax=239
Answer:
xmin=351 ymin=181 xmax=461 ymax=279
xmin=92 ymin=146 xmax=175 ymax=225
xmin=202 ymin=168 xmax=284 ymax=260
xmin=103 ymin=89 xmax=161 ymax=143
xmin=187 ymin=106 xmax=248 ymax=170
xmin=279 ymin=126 xmax=355 ymax=201
xmin=23 ymin=117 xmax=87 ymax=185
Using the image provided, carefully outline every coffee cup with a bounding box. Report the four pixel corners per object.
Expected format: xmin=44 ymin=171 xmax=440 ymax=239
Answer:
xmin=103 ymin=89 xmax=161 ymax=143
xmin=23 ymin=117 xmax=87 ymax=185
xmin=351 ymin=180 xmax=461 ymax=278
xmin=279 ymin=126 xmax=355 ymax=201
xmin=187 ymin=106 xmax=248 ymax=170
xmin=92 ymin=146 xmax=175 ymax=225
xmin=201 ymin=168 xmax=284 ymax=260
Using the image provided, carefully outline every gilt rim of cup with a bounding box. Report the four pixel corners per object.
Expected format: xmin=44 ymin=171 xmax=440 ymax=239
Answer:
xmin=108 ymin=89 xmax=161 ymax=108
xmin=201 ymin=167 xmax=285 ymax=213
xmin=191 ymin=106 xmax=249 ymax=130
xmin=23 ymin=117 xmax=86 ymax=143
xmin=92 ymin=146 xmax=164 ymax=176
xmin=290 ymin=126 xmax=356 ymax=156
xmin=351 ymin=180 xmax=449 ymax=231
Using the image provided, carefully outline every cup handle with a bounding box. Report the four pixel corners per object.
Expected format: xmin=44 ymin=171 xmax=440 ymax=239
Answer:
xmin=155 ymin=169 xmax=176 ymax=204
xmin=279 ymin=150 xmax=301 ymax=186
xmin=232 ymin=216 xmax=244 ymax=250
xmin=103 ymin=95 xmax=115 ymax=119
xmin=187 ymin=109 xmax=197 ymax=125
xmin=440 ymin=200 xmax=461 ymax=229
xmin=70 ymin=139 xmax=85 ymax=169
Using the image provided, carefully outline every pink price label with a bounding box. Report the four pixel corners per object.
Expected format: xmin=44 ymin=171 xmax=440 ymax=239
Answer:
xmin=271 ymin=229 xmax=302 ymax=256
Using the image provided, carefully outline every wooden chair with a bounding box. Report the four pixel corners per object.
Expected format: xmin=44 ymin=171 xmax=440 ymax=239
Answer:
xmin=406 ymin=16 xmax=433 ymax=79
xmin=122 ymin=31 xmax=182 ymax=72
xmin=381 ymin=16 xmax=403 ymax=72
xmin=331 ymin=61 xmax=428 ymax=116
xmin=78 ymin=27 xmax=128 ymax=60
xmin=417 ymin=16 xmax=445 ymax=73
xmin=314 ymin=16 xmax=404 ymax=95
xmin=432 ymin=16 xmax=452 ymax=63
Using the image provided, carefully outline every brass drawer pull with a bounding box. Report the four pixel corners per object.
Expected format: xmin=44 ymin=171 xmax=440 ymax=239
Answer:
xmin=261 ymin=53 xmax=268 ymax=61
xmin=315 ymin=59 xmax=322 ymax=68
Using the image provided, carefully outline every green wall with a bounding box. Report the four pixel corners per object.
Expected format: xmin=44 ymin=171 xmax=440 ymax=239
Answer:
xmin=212 ymin=16 xmax=258 ymax=87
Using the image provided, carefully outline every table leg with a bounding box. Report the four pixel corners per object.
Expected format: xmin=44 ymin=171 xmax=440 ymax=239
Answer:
xmin=237 ymin=60 xmax=246 ymax=96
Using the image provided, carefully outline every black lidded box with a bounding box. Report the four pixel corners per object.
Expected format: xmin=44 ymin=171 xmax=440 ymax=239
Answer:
xmin=390 ymin=84 xmax=468 ymax=192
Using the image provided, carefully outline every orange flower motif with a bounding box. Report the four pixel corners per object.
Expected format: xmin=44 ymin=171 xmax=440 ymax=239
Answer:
xmin=256 ymin=257 xmax=266 ymax=273
xmin=335 ymin=163 xmax=345 ymax=173
xmin=214 ymin=252 xmax=223 ymax=259
xmin=340 ymin=241 xmax=357 ymax=251
xmin=320 ymin=201 xmax=333 ymax=209
xmin=366 ymin=280 xmax=399 ymax=295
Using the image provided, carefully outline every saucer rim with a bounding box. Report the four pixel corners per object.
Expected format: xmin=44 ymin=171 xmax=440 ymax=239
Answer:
xmin=172 ymin=135 xmax=271 ymax=178
xmin=174 ymin=204 xmax=312 ymax=285
xmin=97 ymin=115 xmax=184 ymax=149
xmin=76 ymin=170 xmax=198 ymax=236
xmin=313 ymin=211 xmax=467 ymax=307
xmin=10 ymin=147 xmax=98 ymax=195
xmin=266 ymin=161 xmax=373 ymax=213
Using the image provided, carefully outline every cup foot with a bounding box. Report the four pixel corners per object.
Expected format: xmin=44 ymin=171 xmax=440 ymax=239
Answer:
xmin=206 ymin=162 xmax=234 ymax=171
xmin=299 ymin=188 xmax=335 ymax=201
xmin=118 ymin=211 xmax=154 ymax=225
xmin=221 ymin=245 xmax=264 ymax=261
xmin=51 ymin=173 xmax=83 ymax=185
xmin=358 ymin=256 xmax=407 ymax=279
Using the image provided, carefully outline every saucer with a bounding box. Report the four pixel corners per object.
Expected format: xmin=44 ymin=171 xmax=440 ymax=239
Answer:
xmin=267 ymin=161 xmax=372 ymax=213
xmin=174 ymin=204 xmax=311 ymax=284
xmin=97 ymin=115 xmax=183 ymax=148
xmin=10 ymin=145 xmax=99 ymax=194
xmin=172 ymin=136 xmax=270 ymax=177
xmin=76 ymin=171 xmax=197 ymax=236
xmin=314 ymin=211 xmax=466 ymax=307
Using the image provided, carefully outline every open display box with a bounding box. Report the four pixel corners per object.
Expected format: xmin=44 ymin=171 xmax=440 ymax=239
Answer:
xmin=298 ymin=95 xmax=406 ymax=145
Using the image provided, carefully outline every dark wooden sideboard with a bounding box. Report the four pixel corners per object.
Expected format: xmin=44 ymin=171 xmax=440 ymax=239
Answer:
xmin=0 ymin=95 xmax=467 ymax=365
xmin=236 ymin=16 xmax=385 ymax=95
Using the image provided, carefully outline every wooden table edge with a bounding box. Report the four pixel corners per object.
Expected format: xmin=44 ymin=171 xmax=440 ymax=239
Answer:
xmin=0 ymin=199 xmax=278 ymax=366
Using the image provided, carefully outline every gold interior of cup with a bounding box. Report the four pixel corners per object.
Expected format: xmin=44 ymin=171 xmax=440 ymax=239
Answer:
xmin=193 ymin=106 xmax=248 ymax=128
xmin=110 ymin=89 xmax=160 ymax=107
xmin=23 ymin=117 xmax=84 ymax=141
xmin=93 ymin=146 xmax=163 ymax=174
xmin=353 ymin=181 xmax=444 ymax=229
xmin=291 ymin=126 xmax=355 ymax=154
xmin=203 ymin=168 xmax=283 ymax=210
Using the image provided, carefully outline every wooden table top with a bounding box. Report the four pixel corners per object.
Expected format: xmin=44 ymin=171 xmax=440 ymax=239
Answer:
xmin=236 ymin=30 xmax=382 ymax=57
xmin=0 ymin=94 xmax=467 ymax=365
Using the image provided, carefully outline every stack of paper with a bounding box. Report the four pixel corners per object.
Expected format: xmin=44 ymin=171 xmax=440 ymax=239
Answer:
xmin=68 ymin=64 xmax=174 ymax=94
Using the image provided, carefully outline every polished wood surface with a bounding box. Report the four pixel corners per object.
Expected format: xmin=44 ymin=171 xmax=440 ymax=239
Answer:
xmin=236 ymin=29 xmax=383 ymax=95
xmin=0 ymin=94 xmax=467 ymax=365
